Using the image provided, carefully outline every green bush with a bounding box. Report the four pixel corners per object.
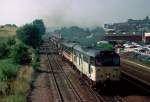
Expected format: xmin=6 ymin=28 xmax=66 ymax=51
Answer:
xmin=0 ymin=37 xmax=16 ymax=59
xmin=11 ymin=43 xmax=32 ymax=65
xmin=0 ymin=59 xmax=19 ymax=81
xmin=0 ymin=43 xmax=9 ymax=58
xmin=7 ymin=37 xmax=16 ymax=46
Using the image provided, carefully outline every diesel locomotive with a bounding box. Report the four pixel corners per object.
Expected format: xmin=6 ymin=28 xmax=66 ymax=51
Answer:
xmin=51 ymin=37 xmax=120 ymax=86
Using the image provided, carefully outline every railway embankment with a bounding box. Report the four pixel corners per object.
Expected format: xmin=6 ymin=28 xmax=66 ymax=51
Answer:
xmin=120 ymin=55 xmax=150 ymax=87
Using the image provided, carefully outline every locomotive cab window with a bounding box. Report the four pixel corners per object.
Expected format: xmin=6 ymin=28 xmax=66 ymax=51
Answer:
xmin=95 ymin=51 xmax=120 ymax=66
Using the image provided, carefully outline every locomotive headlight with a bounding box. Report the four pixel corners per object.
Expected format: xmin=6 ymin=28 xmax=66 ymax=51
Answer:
xmin=106 ymin=73 xmax=111 ymax=79
xmin=106 ymin=75 xmax=110 ymax=78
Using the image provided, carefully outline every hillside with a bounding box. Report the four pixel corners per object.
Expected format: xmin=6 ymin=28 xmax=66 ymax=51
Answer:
xmin=0 ymin=25 xmax=17 ymax=37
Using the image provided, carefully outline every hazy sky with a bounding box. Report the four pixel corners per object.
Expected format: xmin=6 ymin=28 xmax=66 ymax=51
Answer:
xmin=0 ymin=0 xmax=150 ymax=27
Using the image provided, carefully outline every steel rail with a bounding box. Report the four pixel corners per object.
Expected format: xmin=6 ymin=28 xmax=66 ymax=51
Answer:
xmin=47 ymin=54 xmax=64 ymax=102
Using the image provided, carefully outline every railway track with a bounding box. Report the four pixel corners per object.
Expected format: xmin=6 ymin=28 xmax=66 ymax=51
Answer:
xmin=47 ymin=54 xmax=63 ymax=102
xmin=52 ymin=55 xmax=83 ymax=102
xmin=41 ymin=42 xmax=124 ymax=102
xmin=57 ymin=55 xmax=102 ymax=102
xmin=47 ymin=54 xmax=83 ymax=102
xmin=121 ymin=73 xmax=150 ymax=94
xmin=39 ymin=41 xmax=150 ymax=102
xmin=121 ymin=62 xmax=150 ymax=87
xmin=83 ymin=76 xmax=122 ymax=102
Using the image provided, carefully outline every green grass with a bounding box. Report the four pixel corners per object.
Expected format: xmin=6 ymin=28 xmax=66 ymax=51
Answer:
xmin=0 ymin=59 xmax=20 ymax=100
xmin=120 ymin=53 xmax=150 ymax=67
xmin=0 ymin=59 xmax=20 ymax=81
xmin=125 ymin=57 xmax=150 ymax=67
xmin=1 ymin=94 xmax=26 ymax=102
xmin=0 ymin=37 xmax=9 ymax=44
xmin=0 ymin=59 xmax=33 ymax=102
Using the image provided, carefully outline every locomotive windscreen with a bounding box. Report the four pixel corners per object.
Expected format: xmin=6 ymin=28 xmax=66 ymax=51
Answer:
xmin=95 ymin=51 xmax=120 ymax=66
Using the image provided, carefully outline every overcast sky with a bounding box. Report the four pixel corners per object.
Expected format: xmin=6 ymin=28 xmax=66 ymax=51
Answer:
xmin=0 ymin=0 xmax=150 ymax=27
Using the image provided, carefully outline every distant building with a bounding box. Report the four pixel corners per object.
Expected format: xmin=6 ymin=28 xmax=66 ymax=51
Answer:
xmin=104 ymin=34 xmax=142 ymax=43
xmin=103 ymin=16 xmax=150 ymax=44
xmin=104 ymin=16 xmax=150 ymax=36
xmin=103 ymin=32 xmax=150 ymax=44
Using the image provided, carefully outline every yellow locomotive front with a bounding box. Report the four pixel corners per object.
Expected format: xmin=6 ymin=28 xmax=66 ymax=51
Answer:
xmin=90 ymin=51 xmax=120 ymax=83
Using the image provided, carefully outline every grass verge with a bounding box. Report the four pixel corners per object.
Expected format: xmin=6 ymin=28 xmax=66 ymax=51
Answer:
xmin=0 ymin=59 xmax=34 ymax=102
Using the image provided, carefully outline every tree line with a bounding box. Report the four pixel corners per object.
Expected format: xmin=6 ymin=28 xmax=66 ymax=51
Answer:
xmin=0 ymin=19 xmax=46 ymax=81
xmin=15 ymin=19 xmax=45 ymax=64
xmin=0 ymin=19 xmax=45 ymax=101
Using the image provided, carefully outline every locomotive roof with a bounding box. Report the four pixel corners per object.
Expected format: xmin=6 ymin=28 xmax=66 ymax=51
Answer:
xmin=61 ymin=41 xmax=116 ymax=57
xmin=74 ymin=45 xmax=100 ymax=57
xmin=61 ymin=41 xmax=78 ymax=48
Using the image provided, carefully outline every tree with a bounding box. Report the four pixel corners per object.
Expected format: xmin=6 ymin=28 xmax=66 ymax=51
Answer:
xmin=11 ymin=43 xmax=32 ymax=64
xmin=33 ymin=19 xmax=46 ymax=35
xmin=16 ymin=24 xmax=41 ymax=48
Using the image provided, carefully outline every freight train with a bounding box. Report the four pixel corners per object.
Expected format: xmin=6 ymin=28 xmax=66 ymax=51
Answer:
xmin=51 ymin=37 xmax=120 ymax=86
